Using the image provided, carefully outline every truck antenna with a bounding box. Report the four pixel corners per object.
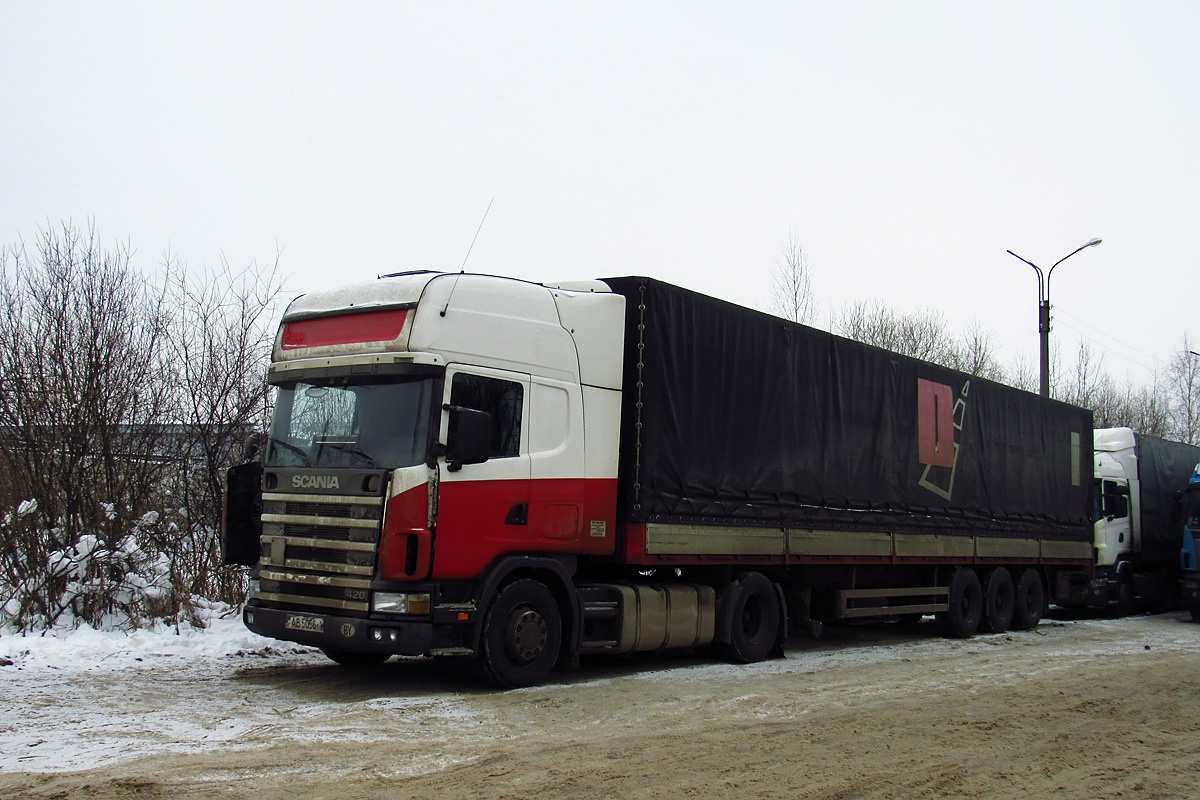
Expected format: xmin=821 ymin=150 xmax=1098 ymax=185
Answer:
xmin=442 ymin=197 xmax=494 ymax=317
xmin=460 ymin=197 xmax=494 ymax=273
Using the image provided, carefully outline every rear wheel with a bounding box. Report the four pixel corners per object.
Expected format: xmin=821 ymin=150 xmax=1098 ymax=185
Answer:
xmin=938 ymin=568 xmax=982 ymax=638
xmin=980 ymin=567 xmax=1015 ymax=634
xmin=718 ymin=572 xmax=782 ymax=663
xmin=477 ymin=579 xmax=563 ymax=689
xmin=1010 ymin=568 xmax=1045 ymax=631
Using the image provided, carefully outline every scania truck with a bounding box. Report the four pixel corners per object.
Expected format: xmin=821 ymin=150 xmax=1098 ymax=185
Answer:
xmin=1064 ymin=428 xmax=1200 ymax=615
xmin=223 ymin=272 xmax=1095 ymax=687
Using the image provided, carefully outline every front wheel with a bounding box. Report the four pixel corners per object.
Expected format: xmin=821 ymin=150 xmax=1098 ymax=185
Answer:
xmin=477 ymin=579 xmax=563 ymax=689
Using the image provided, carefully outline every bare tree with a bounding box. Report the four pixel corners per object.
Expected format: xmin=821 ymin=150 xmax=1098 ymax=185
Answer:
xmin=770 ymin=233 xmax=817 ymax=324
xmin=1092 ymin=375 xmax=1172 ymax=435
xmin=944 ymin=319 xmax=1005 ymax=381
xmin=1006 ymin=354 xmax=1039 ymax=393
xmin=832 ymin=299 xmax=955 ymax=364
xmin=0 ymin=222 xmax=174 ymax=628
xmin=1058 ymin=339 xmax=1110 ymax=410
xmin=0 ymin=223 xmax=285 ymax=630
xmin=1166 ymin=337 xmax=1200 ymax=445
xmin=160 ymin=252 xmax=283 ymax=607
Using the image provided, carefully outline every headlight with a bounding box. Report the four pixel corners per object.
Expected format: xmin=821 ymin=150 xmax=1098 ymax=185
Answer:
xmin=248 ymin=579 xmax=261 ymax=599
xmin=372 ymin=592 xmax=432 ymax=615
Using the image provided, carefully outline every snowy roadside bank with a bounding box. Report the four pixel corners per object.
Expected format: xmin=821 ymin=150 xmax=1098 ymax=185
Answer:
xmin=0 ymin=604 xmax=286 ymax=673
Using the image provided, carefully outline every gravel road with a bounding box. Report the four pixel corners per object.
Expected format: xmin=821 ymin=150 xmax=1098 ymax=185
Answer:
xmin=3 ymin=611 xmax=1199 ymax=799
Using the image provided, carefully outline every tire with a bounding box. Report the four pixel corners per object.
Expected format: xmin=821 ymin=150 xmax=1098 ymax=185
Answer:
xmin=476 ymin=579 xmax=563 ymax=689
xmin=1114 ymin=579 xmax=1134 ymax=618
xmin=980 ymin=567 xmax=1015 ymax=634
xmin=321 ymin=649 xmax=391 ymax=666
xmin=1191 ymin=607 xmax=1200 ymax=624
xmin=937 ymin=568 xmax=982 ymax=639
xmin=718 ymin=572 xmax=782 ymax=663
xmin=1010 ymin=568 xmax=1045 ymax=631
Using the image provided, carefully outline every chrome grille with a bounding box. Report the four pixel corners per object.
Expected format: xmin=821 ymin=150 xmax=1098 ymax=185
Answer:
xmin=257 ymin=491 xmax=384 ymax=614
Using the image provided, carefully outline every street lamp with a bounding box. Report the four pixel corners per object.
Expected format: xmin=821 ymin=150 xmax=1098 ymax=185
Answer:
xmin=1006 ymin=238 xmax=1103 ymax=398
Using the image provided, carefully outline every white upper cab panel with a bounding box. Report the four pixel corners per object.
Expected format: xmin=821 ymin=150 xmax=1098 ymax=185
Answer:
xmin=1094 ymin=427 xmax=1137 ymax=483
xmin=273 ymin=272 xmax=625 ymax=389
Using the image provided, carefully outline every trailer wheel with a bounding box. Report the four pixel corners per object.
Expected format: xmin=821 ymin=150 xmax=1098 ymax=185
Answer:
xmin=321 ymin=649 xmax=391 ymax=666
xmin=1010 ymin=568 xmax=1045 ymax=631
xmin=937 ymin=568 xmax=982 ymax=639
xmin=718 ymin=572 xmax=782 ymax=664
xmin=477 ymin=579 xmax=562 ymax=689
xmin=980 ymin=567 xmax=1015 ymax=634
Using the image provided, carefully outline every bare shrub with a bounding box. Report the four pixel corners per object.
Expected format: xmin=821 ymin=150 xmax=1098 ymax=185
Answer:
xmin=0 ymin=223 xmax=173 ymax=628
xmin=159 ymin=253 xmax=282 ymax=607
xmin=0 ymin=223 xmax=283 ymax=630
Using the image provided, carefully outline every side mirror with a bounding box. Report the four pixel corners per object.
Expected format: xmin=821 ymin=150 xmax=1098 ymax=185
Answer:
xmin=222 ymin=461 xmax=263 ymax=566
xmin=446 ymin=406 xmax=492 ymax=471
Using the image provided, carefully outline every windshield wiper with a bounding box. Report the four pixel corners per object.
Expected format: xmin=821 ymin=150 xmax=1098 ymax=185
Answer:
xmin=268 ymin=437 xmax=311 ymax=466
xmin=317 ymin=441 xmax=378 ymax=467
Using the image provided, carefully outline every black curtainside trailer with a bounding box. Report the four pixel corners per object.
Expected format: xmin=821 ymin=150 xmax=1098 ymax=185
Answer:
xmin=600 ymin=277 xmax=1095 ymax=637
xmin=1135 ymin=435 xmax=1200 ymax=565
xmin=603 ymin=276 xmax=1093 ymax=540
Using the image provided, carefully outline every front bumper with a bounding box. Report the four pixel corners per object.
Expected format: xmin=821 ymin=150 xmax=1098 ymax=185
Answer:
xmin=244 ymin=604 xmax=444 ymax=656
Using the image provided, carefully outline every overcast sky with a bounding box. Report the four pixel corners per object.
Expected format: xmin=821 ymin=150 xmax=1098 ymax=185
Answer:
xmin=2 ymin=2 xmax=1195 ymax=384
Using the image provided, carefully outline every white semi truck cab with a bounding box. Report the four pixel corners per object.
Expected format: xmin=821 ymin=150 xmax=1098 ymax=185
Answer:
xmin=1072 ymin=428 xmax=1200 ymax=614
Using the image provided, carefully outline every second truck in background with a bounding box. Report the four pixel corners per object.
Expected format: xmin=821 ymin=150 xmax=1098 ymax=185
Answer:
xmin=1073 ymin=428 xmax=1200 ymax=615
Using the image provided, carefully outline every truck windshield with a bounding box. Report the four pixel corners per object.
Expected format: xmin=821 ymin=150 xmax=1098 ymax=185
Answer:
xmin=267 ymin=377 xmax=435 ymax=469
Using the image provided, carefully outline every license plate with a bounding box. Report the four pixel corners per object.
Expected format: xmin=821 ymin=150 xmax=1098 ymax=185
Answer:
xmin=285 ymin=614 xmax=325 ymax=634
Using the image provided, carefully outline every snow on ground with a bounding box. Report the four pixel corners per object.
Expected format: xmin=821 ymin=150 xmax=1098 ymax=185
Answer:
xmin=0 ymin=609 xmax=494 ymax=774
xmin=0 ymin=609 xmax=318 ymax=774
xmin=0 ymin=606 xmax=274 ymax=673
xmin=2 ymin=611 xmax=1196 ymax=775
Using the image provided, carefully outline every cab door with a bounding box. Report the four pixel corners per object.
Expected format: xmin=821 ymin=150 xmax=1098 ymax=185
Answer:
xmin=1095 ymin=478 xmax=1131 ymax=567
xmin=434 ymin=365 xmax=532 ymax=579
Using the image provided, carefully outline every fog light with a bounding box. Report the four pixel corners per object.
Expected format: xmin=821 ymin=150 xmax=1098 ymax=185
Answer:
xmin=246 ymin=610 xmax=255 ymax=625
xmin=389 ymin=630 xmax=399 ymax=642
xmin=371 ymin=628 xmax=384 ymax=641
xmin=372 ymin=592 xmax=432 ymax=614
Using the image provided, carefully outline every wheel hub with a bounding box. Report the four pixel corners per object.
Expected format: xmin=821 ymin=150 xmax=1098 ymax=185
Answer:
xmin=506 ymin=607 xmax=548 ymax=664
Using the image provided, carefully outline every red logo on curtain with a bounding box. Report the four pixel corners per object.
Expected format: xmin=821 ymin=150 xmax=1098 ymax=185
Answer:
xmin=917 ymin=378 xmax=955 ymax=467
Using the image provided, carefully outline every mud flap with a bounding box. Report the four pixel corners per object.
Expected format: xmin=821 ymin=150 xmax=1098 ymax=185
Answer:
xmin=770 ymin=581 xmax=788 ymax=658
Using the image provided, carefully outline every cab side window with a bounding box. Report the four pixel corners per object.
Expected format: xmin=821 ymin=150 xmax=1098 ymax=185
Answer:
xmin=449 ymin=373 xmax=523 ymax=458
xmin=1100 ymin=480 xmax=1128 ymax=519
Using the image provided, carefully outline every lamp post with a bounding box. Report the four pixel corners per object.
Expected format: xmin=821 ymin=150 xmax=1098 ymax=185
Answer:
xmin=1006 ymin=238 xmax=1103 ymax=398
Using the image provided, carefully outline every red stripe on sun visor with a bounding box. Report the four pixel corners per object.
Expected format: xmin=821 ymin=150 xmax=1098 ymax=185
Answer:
xmin=280 ymin=309 xmax=409 ymax=350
